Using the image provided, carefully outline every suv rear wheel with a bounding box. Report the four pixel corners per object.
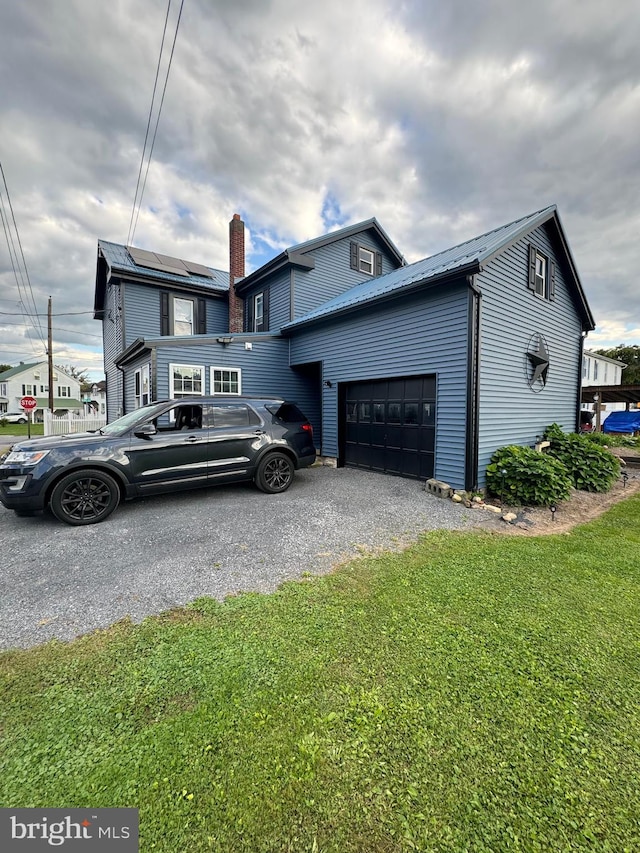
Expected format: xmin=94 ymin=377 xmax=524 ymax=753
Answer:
xmin=255 ymin=452 xmax=294 ymax=494
xmin=50 ymin=469 xmax=120 ymax=525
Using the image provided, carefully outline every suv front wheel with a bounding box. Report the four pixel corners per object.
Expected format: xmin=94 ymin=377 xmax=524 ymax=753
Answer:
xmin=50 ymin=469 xmax=121 ymax=525
xmin=255 ymin=452 xmax=294 ymax=494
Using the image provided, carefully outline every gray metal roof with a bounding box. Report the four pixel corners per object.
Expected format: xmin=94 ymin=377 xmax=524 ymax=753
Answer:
xmin=98 ymin=240 xmax=229 ymax=293
xmin=283 ymin=205 xmax=594 ymax=331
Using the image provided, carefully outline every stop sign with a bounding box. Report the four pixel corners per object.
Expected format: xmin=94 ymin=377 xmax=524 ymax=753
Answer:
xmin=20 ymin=395 xmax=37 ymax=411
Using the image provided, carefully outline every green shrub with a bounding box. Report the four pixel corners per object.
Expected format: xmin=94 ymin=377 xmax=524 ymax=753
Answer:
xmin=486 ymin=445 xmax=572 ymax=506
xmin=543 ymin=423 xmax=620 ymax=492
xmin=584 ymin=431 xmax=636 ymax=449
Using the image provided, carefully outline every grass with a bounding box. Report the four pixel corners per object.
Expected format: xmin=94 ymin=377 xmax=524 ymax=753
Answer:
xmin=1 ymin=498 xmax=640 ymax=852
xmin=0 ymin=422 xmax=44 ymax=437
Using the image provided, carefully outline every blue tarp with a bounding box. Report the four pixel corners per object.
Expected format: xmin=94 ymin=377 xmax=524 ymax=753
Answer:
xmin=602 ymin=411 xmax=640 ymax=433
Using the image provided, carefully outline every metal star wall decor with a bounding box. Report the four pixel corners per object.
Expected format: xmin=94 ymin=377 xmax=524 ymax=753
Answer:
xmin=526 ymin=334 xmax=550 ymax=391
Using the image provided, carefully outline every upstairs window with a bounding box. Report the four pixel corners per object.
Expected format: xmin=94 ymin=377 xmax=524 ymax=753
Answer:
xmin=350 ymin=241 xmax=383 ymax=276
xmin=174 ymin=298 xmax=193 ymax=335
xmin=245 ymin=290 xmax=269 ymax=332
xmin=359 ymin=247 xmax=375 ymax=274
xmin=160 ymin=293 xmax=207 ymax=336
xmin=528 ymin=244 xmax=556 ymax=301
xmin=254 ymin=293 xmax=264 ymax=331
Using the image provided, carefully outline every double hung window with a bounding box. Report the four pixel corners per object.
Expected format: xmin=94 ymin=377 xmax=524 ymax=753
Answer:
xmin=211 ymin=367 xmax=241 ymax=395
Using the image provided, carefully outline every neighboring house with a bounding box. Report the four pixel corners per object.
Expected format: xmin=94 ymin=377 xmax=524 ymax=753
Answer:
xmin=581 ymin=350 xmax=639 ymax=429
xmin=0 ymin=362 xmax=82 ymax=421
xmin=93 ymin=204 xmax=595 ymax=490
xmin=582 ymin=350 xmax=625 ymax=388
xmin=84 ymin=380 xmax=107 ymax=416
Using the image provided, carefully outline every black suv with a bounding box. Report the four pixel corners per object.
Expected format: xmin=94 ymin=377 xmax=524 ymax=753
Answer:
xmin=0 ymin=397 xmax=316 ymax=526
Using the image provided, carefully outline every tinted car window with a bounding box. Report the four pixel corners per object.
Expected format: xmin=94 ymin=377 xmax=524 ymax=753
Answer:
xmin=211 ymin=404 xmax=259 ymax=427
xmin=266 ymin=402 xmax=307 ymax=422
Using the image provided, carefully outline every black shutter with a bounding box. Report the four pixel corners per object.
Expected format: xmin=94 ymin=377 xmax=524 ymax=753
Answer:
xmin=197 ymin=298 xmax=206 ymax=334
xmin=350 ymin=241 xmax=358 ymax=270
xmin=263 ymin=288 xmax=270 ymax=332
xmin=160 ymin=292 xmax=170 ymax=335
xmin=528 ymin=244 xmax=537 ymax=291
xmin=375 ymin=251 xmax=382 ymax=276
xmin=549 ymin=261 xmax=556 ymax=301
xmin=245 ymin=293 xmax=254 ymax=332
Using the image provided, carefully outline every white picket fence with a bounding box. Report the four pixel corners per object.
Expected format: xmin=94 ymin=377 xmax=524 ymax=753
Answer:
xmin=44 ymin=411 xmax=107 ymax=436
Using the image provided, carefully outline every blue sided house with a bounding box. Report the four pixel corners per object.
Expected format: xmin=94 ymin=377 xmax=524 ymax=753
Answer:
xmin=93 ymin=205 xmax=595 ymax=491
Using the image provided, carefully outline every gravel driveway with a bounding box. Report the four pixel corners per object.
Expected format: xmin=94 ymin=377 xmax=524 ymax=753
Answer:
xmin=0 ymin=466 xmax=480 ymax=650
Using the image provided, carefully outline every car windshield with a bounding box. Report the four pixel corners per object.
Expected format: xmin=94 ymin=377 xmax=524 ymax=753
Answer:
xmin=99 ymin=402 xmax=167 ymax=435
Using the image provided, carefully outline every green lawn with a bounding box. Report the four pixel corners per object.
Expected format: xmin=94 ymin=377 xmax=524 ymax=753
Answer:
xmin=1 ymin=498 xmax=639 ymax=852
xmin=0 ymin=422 xmax=44 ymax=437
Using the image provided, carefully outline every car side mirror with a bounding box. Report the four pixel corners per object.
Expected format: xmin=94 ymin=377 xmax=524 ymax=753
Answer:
xmin=134 ymin=422 xmax=157 ymax=438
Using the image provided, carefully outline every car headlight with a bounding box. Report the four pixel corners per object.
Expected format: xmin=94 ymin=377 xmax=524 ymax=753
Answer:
xmin=3 ymin=450 xmax=50 ymax=466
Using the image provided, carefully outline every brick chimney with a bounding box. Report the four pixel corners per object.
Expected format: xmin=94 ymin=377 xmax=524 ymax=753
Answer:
xmin=228 ymin=213 xmax=245 ymax=333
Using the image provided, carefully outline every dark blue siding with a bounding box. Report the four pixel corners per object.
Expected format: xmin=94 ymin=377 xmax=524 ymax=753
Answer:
xmin=243 ymin=269 xmax=291 ymax=331
xmin=289 ymin=282 xmax=470 ymax=487
xmin=145 ymin=338 xmax=321 ymax=441
xmin=293 ymin=230 xmax=400 ymax=320
xmin=476 ymin=223 xmax=582 ymax=483
xmin=124 ymin=282 xmax=228 ymax=341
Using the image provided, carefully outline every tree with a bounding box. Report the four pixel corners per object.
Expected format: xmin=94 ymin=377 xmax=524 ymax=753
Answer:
xmin=55 ymin=364 xmax=91 ymax=391
xmin=593 ymin=345 xmax=640 ymax=384
xmin=0 ymin=363 xmax=12 ymax=375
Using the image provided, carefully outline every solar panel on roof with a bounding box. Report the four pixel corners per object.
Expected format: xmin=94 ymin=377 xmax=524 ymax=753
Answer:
xmin=126 ymin=246 xmax=212 ymax=278
xmin=127 ymin=246 xmax=159 ymax=264
xmin=133 ymin=258 xmax=190 ymax=277
xmin=182 ymin=259 xmax=213 ymax=278
xmin=155 ymin=253 xmax=187 ymax=269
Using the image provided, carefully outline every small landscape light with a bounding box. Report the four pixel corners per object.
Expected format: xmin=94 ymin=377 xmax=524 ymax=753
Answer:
xmin=500 ymin=468 xmax=507 ymax=506
xmin=550 ymin=505 xmax=557 ymax=522
xmin=622 ymin=471 xmax=629 ymax=488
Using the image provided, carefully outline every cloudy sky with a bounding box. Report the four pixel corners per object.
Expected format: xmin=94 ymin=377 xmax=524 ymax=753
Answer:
xmin=1 ymin=0 xmax=639 ymax=380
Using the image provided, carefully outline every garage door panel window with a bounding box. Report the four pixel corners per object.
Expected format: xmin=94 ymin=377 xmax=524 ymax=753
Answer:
xmin=403 ymin=402 xmax=419 ymax=425
xmin=387 ymin=403 xmax=401 ymax=423
xmin=422 ymin=402 xmax=435 ymax=426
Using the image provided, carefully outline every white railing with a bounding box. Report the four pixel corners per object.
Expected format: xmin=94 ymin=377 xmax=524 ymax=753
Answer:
xmin=44 ymin=411 xmax=107 ymax=436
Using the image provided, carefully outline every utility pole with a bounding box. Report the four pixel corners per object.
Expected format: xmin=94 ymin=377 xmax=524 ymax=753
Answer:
xmin=48 ymin=296 xmax=54 ymax=413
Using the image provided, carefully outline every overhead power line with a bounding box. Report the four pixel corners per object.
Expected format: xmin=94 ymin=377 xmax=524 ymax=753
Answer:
xmin=127 ymin=0 xmax=185 ymax=246
xmin=0 ymin=161 xmax=46 ymax=352
xmin=0 ymin=309 xmax=95 ymax=316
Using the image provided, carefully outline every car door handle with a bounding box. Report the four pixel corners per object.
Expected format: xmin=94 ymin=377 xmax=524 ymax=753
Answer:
xmin=183 ymin=435 xmax=201 ymax=443
xmin=254 ymin=430 xmax=266 ymax=435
